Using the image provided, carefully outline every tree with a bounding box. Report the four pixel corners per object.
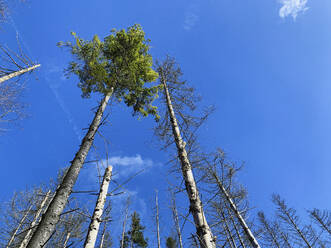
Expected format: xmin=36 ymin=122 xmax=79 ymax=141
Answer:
xmin=126 ymin=211 xmax=148 ymax=248
xmin=156 ymin=56 xmax=215 ymax=248
xmin=27 ymin=24 xmax=159 ymax=248
xmin=166 ymin=236 xmax=178 ymax=248
xmin=84 ymin=166 xmax=112 ymax=248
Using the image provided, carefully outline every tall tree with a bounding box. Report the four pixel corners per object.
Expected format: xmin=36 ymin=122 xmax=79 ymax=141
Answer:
xmin=156 ymin=57 xmax=215 ymax=248
xmin=126 ymin=211 xmax=148 ymax=248
xmin=84 ymin=166 xmax=112 ymax=248
xmin=27 ymin=24 xmax=159 ymax=248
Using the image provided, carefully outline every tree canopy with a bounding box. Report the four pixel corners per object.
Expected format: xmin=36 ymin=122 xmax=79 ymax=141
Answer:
xmin=58 ymin=24 xmax=160 ymax=120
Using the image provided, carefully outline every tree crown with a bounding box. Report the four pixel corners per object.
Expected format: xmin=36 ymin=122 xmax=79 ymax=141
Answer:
xmin=58 ymin=24 xmax=160 ymax=120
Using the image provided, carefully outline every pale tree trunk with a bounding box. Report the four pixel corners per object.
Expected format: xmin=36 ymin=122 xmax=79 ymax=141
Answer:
xmin=170 ymin=192 xmax=183 ymax=248
xmin=155 ymin=190 xmax=161 ymax=248
xmin=6 ymin=204 xmax=33 ymax=247
xmin=27 ymin=90 xmax=113 ymax=248
xmin=19 ymin=190 xmax=51 ymax=248
xmin=0 ymin=64 xmax=40 ymax=84
xmin=120 ymin=199 xmax=130 ymax=248
xmin=212 ymin=173 xmax=260 ymax=248
xmin=162 ymin=79 xmax=215 ymax=248
xmin=99 ymin=222 xmax=107 ymax=248
xmin=84 ymin=166 xmax=113 ymax=248
xmin=219 ymin=206 xmax=237 ymax=248
xmin=63 ymin=232 xmax=71 ymax=248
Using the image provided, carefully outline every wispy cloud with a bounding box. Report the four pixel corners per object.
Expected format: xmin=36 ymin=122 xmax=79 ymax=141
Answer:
xmin=100 ymin=154 xmax=158 ymax=180
xmin=44 ymin=64 xmax=82 ymax=141
xmin=279 ymin=0 xmax=309 ymax=20
xmin=183 ymin=2 xmax=200 ymax=31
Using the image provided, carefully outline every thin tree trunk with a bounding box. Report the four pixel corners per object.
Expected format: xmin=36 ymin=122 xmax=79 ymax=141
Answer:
xmin=120 ymin=199 xmax=129 ymax=248
xmin=162 ymin=79 xmax=215 ymax=248
xmin=227 ymin=205 xmax=246 ymax=248
xmin=27 ymin=90 xmax=113 ymax=248
xmin=155 ymin=190 xmax=161 ymax=248
xmin=99 ymin=222 xmax=107 ymax=248
xmin=19 ymin=190 xmax=51 ymax=248
xmin=212 ymin=172 xmax=260 ymax=248
xmin=84 ymin=166 xmax=113 ymax=248
xmin=171 ymin=192 xmax=183 ymax=248
xmin=6 ymin=204 xmax=33 ymax=247
xmin=257 ymin=212 xmax=281 ymax=248
xmin=0 ymin=64 xmax=40 ymax=84
xmin=63 ymin=232 xmax=71 ymax=248
xmin=283 ymin=209 xmax=313 ymax=248
xmin=219 ymin=205 xmax=237 ymax=248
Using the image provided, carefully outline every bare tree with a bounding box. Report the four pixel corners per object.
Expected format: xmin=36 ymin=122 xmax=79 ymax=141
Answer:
xmin=84 ymin=166 xmax=112 ymax=248
xmin=156 ymin=56 xmax=216 ymax=248
xmin=170 ymin=191 xmax=183 ymax=248
xmin=155 ymin=190 xmax=161 ymax=248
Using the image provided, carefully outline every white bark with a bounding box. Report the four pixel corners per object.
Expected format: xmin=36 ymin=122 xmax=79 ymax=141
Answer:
xmin=212 ymin=173 xmax=260 ymax=248
xmin=120 ymin=201 xmax=129 ymax=248
xmin=161 ymin=78 xmax=215 ymax=248
xmin=155 ymin=190 xmax=161 ymax=248
xmin=6 ymin=204 xmax=33 ymax=247
xmin=171 ymin=192 xmax=183 ymax=248
xmin=84 ymin=166 xmax=112 ymax=248
xmin=63 ymin=232 xmax=71 ymax=248
xmin=27 ymin=90 xmax=113 ymax=248
xmin=19 ymin=190 xmax=51 ymax=248
xmin=0 ymin=64 xmax=40 ymax=84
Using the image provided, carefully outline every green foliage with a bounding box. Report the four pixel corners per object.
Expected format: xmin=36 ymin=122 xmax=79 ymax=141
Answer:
xmin=125 ymin=211 xmax=148 ymax=248
xmin=166 ymin=236 xmax=178 ymax=248
xmin=58 ymin=24 xmax=160 ymax=120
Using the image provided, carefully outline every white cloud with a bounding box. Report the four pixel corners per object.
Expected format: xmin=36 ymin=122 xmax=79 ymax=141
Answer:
xmin=279 ymin=0 xmax=309 ymax=20
xmin=99 ymin=154 xmax=158 ymax=180
xmin=183 ymin=2 xmax=200 ymax=31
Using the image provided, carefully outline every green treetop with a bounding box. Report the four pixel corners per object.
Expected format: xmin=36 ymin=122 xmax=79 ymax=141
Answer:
xmin=58 ymin=24 xmax=160 ymax=120
xmin=123 ymin=211 xmax=148 ymax=248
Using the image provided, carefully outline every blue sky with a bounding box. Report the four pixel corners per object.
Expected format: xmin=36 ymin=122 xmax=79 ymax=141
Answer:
xmin=1 ymin=0 xmax=331 ymax=246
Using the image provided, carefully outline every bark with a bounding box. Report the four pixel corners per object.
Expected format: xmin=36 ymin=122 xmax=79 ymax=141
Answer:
xmin=162 ymin=78 xmax=215 ymax=248
xmin=171 ymin=193 xmax=183 ymax=248
xmin=99 ymin=222 xmax=107 ymax=248
xmin=63 ymin=232 xmax=71 ymax=248
xmin=227 ymin=206 xmax=246 ymax=248
xmin=27 ymin=90 xmax=113 ymax=248
xmin=120 ymin=200 xmax=129 ymax=248
xmin=155 ymin=190 xmax=161 ymax=248
xmin=84 ymin=166 xmax=113 ymax=248
xmin=19 ymin=190 xmax=51 ymax=248
xmin=0 ymin=64 xmax=40 ymax=84
xmin=6 ymin=203 xmax=33 ymax=248
xmin=212 ymin=173 xmax=261 ymax=248
xmin=219 ymin=206 xmax=237 ymax=248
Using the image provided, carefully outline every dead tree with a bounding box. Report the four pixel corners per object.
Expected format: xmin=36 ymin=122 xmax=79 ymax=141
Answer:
xmin=156 ymin=56 xmax=216 ymax=248
xmin=84 ymin=166 xmax=112 ymax=248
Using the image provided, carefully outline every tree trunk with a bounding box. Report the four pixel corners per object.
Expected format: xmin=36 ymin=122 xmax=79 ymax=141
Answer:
xmin=155 ymin=190 xmax=161 ymax=248
xmin=63 ymin=232 xmax=71 ymax=248
xmin=162 ymin=79 xmax=215 ymax=248
xmin=99 ymin=222 xmax=107 ymax=248
xmin=212 ymin=172 xmax=261 ymax=248
xmin=84 ymin=166 xmax=112 ymax=248
xmin=6 ymin=203 xmax=33 ymax=248
xmin=120 ymin=200 xmax=129 ymax=248
xmin=0 ymin=64 xmax=40 ymax=84
xmin=171 ymin=192 xmax=183 ymax=248
xmin=27 ymin=90 xmax=113 ymax=248
xmin=19 ymin=190 xmax=51 ymax=248
xmin=227 ymin=205 xmax=246 ymax=248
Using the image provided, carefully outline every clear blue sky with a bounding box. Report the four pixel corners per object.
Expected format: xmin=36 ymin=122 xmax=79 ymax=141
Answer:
xmin=1 ymin=0 xmax=330 ymax=246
